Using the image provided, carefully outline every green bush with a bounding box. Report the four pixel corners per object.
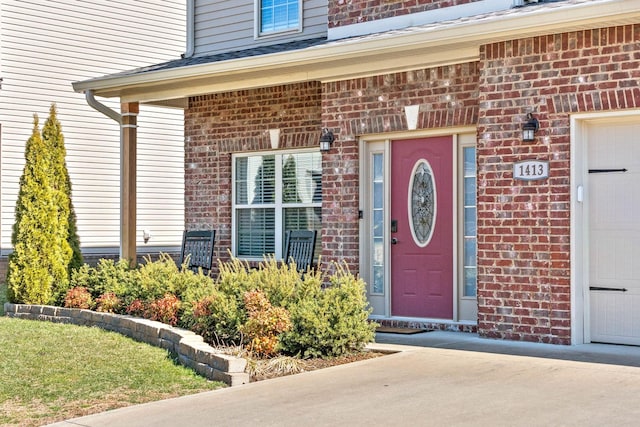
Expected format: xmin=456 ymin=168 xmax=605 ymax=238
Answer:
xmin=70 ymin=259 xmax=136 ymax=304
xmin=216 ymin=257 xmax=300 ymax=308
xmin=214 ymin=258 xmax=259 ymax=305
xmin=279 ymin=263 xmax=376 ymax=358
xmin=185 ymin=291 xmax=246 ymax=346
xmin=137 ymin=253 xmax=214 ymax=303
xmin=184 ymin=257 xmax=303 ymax=347
xmin=188 ymin=258 xmax=375 ymax=358
xmin=69 ymin=254 xmax=215 ymax=311
xmin=59 ymin=254 xmax=376 ymax=360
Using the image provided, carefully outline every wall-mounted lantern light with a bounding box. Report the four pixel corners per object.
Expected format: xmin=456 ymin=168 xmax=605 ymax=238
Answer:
xmin=522 ymin=113 xmax=539 ymax=142
xmin=142 ymin=229 xmax=151 ymax=244
xmin=319 ymin=128 xmax=334 ymax=152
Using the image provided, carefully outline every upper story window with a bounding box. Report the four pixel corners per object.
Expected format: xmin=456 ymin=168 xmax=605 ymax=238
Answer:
xmin=257 ymin=0 xmax=301 ymax=36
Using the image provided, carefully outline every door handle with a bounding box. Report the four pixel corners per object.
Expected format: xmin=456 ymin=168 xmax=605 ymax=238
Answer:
xmin=391 ymin=238 xmax=398 ymax=245
xmin=589 ymin=286 xmax=628 ymax=292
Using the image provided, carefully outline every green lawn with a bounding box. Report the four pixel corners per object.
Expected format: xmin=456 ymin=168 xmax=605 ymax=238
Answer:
xmin=0 ymin=294 xmax=224 ymax=426
xmin=0 ymin=282 xmax=7 ymax=316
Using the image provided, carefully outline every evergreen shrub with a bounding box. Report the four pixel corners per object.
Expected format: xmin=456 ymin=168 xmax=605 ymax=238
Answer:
xmin=185 ymin=291 xmax=246 ymax=345
xmin=69 ymin=254 xmax=215 ymax=312
xmin=42 ymin=104 xmax=83 ymax=275
xmin=7 ymin=115 xmax=71 ymax=304
xmin=70 ymin=259 xmax=136 ymax=304
xmin=59 ymin=254 xmax=376 ymax=359
xmin=279 ymin=263 xmax=376 ymax=358
xmin=137 ymin=253 xmax=214 ymax=304
xmin=186 ymin=258 xmax=375 ymax=358
xmin=184 ymin=257 xmax=303 ymax=347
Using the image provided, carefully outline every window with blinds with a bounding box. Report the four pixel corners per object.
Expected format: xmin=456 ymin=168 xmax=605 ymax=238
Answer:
xmin=234 ymin=150 xmax=321 ymax=259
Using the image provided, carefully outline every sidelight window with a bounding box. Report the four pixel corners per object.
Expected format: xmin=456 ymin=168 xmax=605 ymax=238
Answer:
xmin=462 ymin=146 xmax=477 ymax=297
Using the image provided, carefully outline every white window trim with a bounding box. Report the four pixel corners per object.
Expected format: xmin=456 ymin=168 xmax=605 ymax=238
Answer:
xmin=459 ymin=143 xmax=477 ymax=300
xmin=254 ymin=0 xmax=303 ymax=39
xmin=232 ymin=148 xmax=320 ymax=261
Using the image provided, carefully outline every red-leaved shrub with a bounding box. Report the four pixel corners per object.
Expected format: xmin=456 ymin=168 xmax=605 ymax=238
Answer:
xmin=126 ymin=299 xmax=146 ymax=317
xmin=240 ymin=290 xmax=291 ymax=357
xmin=146 ymin=293 xmax=181 ymax=326
xmin=95 ymin=292 xmax=121 ymax=313
xmin=64 ymin=287 xmax=93 ymax=309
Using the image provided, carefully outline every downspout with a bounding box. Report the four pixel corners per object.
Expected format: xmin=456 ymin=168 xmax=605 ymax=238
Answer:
xmin=183 ymin=0 xmax=195 ymax=58
xmin=85 ymin=89 xmax=121 ymax=124
xmin=84 ymin=90 xmax=129 ymax=261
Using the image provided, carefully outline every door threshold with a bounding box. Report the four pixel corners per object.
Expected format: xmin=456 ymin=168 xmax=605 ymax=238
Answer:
xmin=371 ymin=316 xmax=477 ymax=334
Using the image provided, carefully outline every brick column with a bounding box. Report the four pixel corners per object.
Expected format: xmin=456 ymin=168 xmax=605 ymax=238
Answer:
xmin=121 ymin=102 xmax=138 ymax=264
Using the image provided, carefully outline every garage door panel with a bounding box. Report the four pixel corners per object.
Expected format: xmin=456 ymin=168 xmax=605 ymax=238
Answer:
xmin=589 ymin=121 xmax=640 ymax=345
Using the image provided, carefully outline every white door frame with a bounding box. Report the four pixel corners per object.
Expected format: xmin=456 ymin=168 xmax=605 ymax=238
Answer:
xmin=571 ymin=109 xmax=640 ymax=345
xmin=359 ymin=126 xmax=475 ymax=322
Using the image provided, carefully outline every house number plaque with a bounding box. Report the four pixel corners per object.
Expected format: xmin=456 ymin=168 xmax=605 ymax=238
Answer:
xmin=513 ymin=160 xmax=549 ymax=181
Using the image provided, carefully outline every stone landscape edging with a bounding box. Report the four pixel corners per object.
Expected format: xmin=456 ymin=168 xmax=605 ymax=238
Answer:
xmin=3 ymin=302 xmax=249 ymax=387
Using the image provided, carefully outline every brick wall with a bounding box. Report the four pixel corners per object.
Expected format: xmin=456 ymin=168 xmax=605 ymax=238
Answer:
xmin=477 ymin=25 xmax=640 ymax=344
xmin=182 ymin=23 xmax=640 ymax=344
xmin=184 ymin=82 xmax=322 ymax=271
xmin=329 ymin=0 xmax=479 ymax=28
xmin=322 ymin=63 xmax=480 ymax=273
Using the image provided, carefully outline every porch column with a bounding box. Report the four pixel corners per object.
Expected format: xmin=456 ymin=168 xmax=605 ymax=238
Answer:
xmin=121 ymin=102 xmax=138 ymax=264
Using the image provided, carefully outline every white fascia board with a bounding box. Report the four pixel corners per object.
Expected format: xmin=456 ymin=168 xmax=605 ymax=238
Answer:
xmin=116 ymin=45 xmax=479 ymax=104
xmin=73 ymin=0 xmax=640 ymax=104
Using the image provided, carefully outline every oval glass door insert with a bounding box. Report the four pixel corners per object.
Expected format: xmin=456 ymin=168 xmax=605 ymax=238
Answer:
xmin=408 ymin=159 xmax=437 ymax=247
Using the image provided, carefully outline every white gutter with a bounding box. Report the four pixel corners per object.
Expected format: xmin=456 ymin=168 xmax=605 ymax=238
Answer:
xmin=85 ymin=89 xmax=121 ymax=124
xmin=183 ymin=0 xmax=195 ymax=58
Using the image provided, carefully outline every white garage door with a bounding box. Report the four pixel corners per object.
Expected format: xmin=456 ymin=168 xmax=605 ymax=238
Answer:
xmin=589 ymin=122 xmax=640 ymax=345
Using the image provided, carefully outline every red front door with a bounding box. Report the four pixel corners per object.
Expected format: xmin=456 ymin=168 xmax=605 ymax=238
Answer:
xmin=390 ymin=137 xmax=453 ymax=319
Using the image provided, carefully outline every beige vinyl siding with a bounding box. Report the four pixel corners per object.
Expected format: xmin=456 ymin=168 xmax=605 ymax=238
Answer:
xmin=0 ymin=0 xmax=186 ymax=253
xmin=194 ymin=0 xmax=327 ymax=56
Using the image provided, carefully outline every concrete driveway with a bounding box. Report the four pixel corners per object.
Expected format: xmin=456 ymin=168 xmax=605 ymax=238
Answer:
xmin=49 ymin=332 xmax=640 ymax=426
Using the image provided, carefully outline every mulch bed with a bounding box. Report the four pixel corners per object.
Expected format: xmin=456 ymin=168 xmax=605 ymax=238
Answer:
xmin=250 ymin=351 xmax=387 ymax=382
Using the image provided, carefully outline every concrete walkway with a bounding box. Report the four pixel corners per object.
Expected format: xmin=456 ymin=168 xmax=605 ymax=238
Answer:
xmin=49 ymin=331 xmax=640 ymax=427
